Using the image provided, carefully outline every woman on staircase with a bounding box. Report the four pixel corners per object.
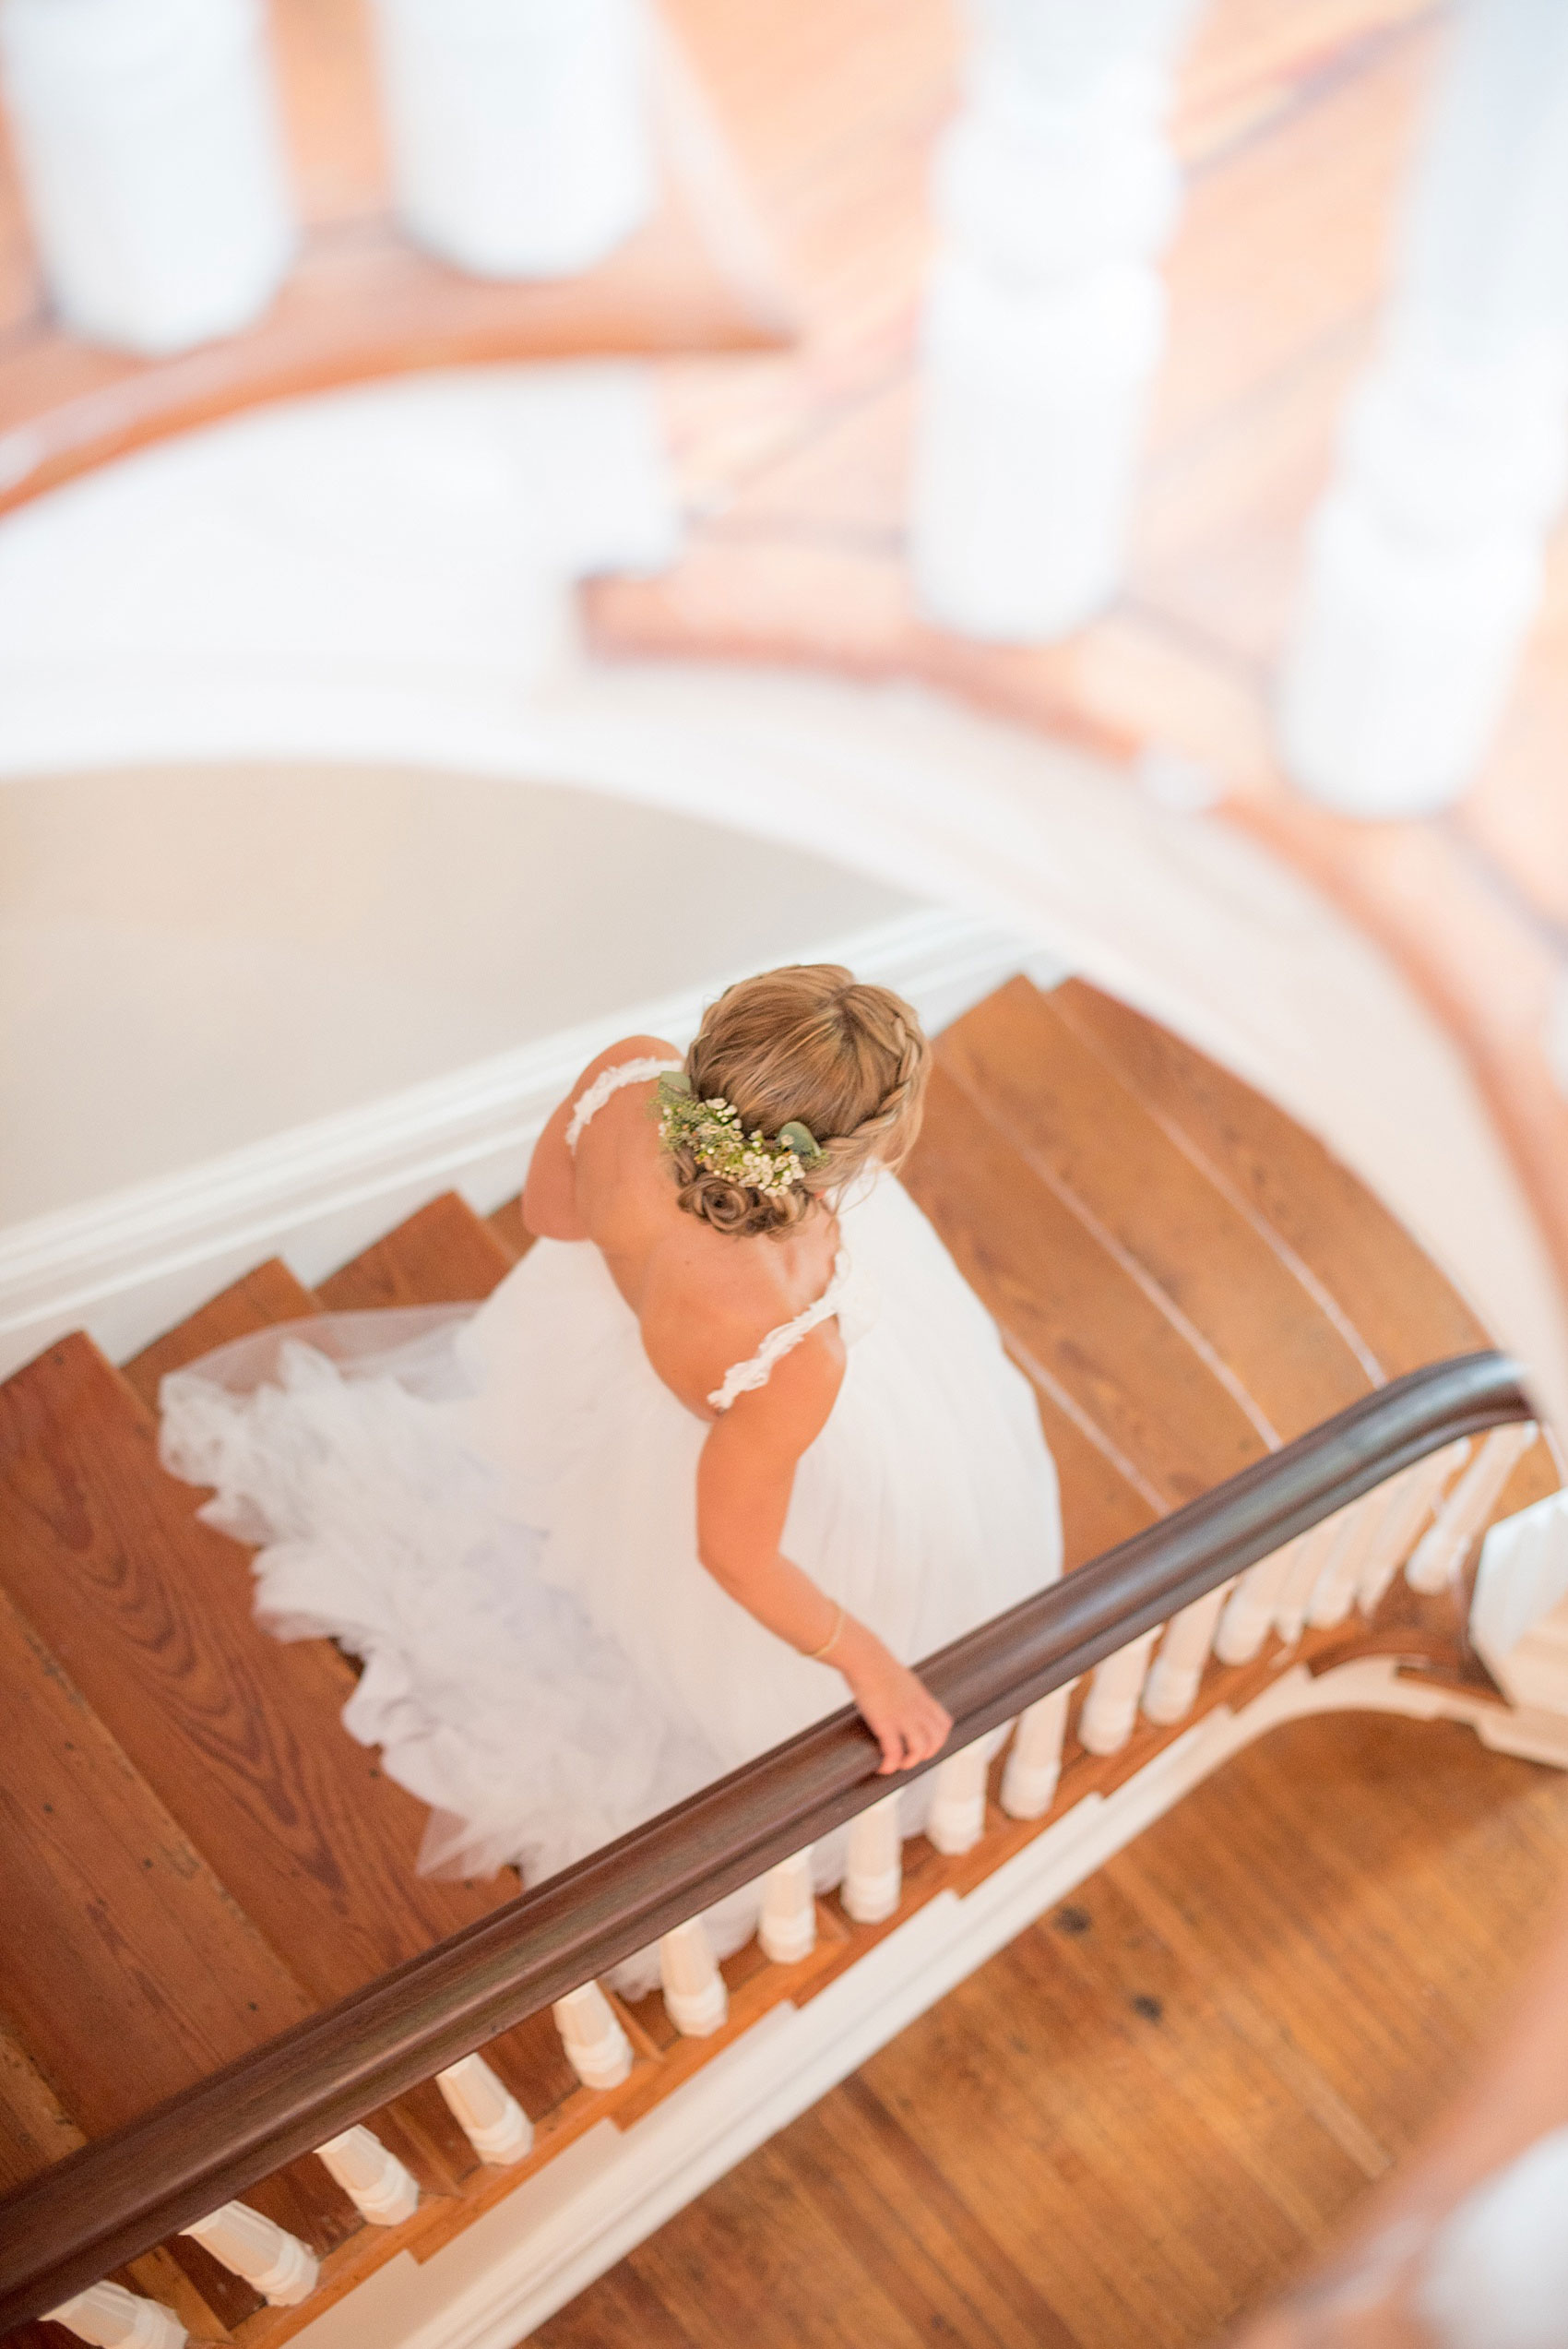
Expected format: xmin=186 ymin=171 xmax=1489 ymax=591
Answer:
xmin=160 ymin=965 xmax=1063 ymax=1975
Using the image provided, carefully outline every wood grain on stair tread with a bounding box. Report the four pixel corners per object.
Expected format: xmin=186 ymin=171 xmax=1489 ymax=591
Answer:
xmin=315 ymin=1193 xmax=516 ymax=1309
xmin=121 ymin=1260 xmax=322 ymax=1412
xmin=0 ymin=1336 xmax=508 ymax=2003
xmin=905 ymin=1064 xmax=1265 ymax=1506
xmin=1048 ymin=982 xmax=1489 ymax=1378
xmin=0 ymin=1580 xmax=312 ymax=2138
xmin=940 ymin=981 xmax=1374 ymax=1441
xmin=1015 ymin=1377 xmax=1160 ymax=1574
xmin=0 ymin=2017 xmax=83 ymax=2197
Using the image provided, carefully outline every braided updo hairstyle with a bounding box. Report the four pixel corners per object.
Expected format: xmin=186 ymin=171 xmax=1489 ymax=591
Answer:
xmin=670 ymin=964 xmax=930 ymax=1238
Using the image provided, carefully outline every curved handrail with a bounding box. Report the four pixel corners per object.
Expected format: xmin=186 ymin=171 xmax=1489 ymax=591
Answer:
xmin=0 ymin=1348 xmax=1534 ymax=2326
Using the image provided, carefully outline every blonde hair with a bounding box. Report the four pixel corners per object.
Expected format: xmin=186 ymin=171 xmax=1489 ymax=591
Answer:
xmin=671 ymin=964 xmax=930 ymax=1237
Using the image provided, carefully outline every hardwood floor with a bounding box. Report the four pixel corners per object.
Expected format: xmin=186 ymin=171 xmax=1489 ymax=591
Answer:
xmin=535 ymin=1711 xmax=1568 ymax=2348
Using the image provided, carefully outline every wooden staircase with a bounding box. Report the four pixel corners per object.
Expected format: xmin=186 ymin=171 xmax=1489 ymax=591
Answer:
xmin=0 ymin=976 xmax=1558 ymax=2347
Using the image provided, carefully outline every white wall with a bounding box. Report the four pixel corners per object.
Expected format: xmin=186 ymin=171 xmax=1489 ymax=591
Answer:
xmin=0 ymin=763 xmax=911 ymax=1222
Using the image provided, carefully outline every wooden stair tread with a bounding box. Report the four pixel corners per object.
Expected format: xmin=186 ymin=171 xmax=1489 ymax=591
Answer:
xmin=905 ymin=1063 xmax=1265 ymax=1508
xmin=121 ymin=1259 xmax=323 ymax=1412
xmin=1049 ymin=981 xmax=1491 ymax=1377
xmin=0 ymin=2018 xmax=83 ymax=2198
xmin=0 ymin=1580 xmax=312 ymax=2140
xmin=316 ymin=1193 xmax=516 ymax=1309
xmin=0 ymin=1336 xmax=509 ymax=2003
xmin=939 ymin=980 xmax=1375 ymax=1442
xmin=486 ymin=1195 xmax=537 ymax=1264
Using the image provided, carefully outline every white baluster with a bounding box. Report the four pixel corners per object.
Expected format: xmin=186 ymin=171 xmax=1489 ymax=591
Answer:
xmin=927 ymin=1732 xmax=997 ymax=1855
xmin=1358 ymin=1440 xmax=1471 ymax=1614
xmin=659 ymin=1915 xmax=728 ymax=2037
xmin=1000 ymin=1685 xmax=1073 ymax=1818
xmin=1408 ymin=1424 xmax=1538 ymax=1593
xmin=434 ymin=2052 xmax=533 ymax=2166
xmin=0 ymin=0 xmax=293 ymax=357
xmin=45 ymin=2283 xmax=186 ymax=2349
xmin=315 ymin=2125 xmax=420 ymax=2225
xmin=181 ymin=2200 xmax=318 ymax=2305
xmin=1215 ymin=1538 xmax=1305 ymax=1663
xmin=1274 ymin=1518 xmax=1344 ymax=1645
xmin=371 ymin=0 xmax=654 ymax=280
xmin=1472 ymin=1487 xmax=1568 ymax=1711
xmin=758 ymin=1847 xmax=818 ymax=1964
xmin=1280 ymin=0 xmax=1568 ymax=815
xmin=1304 ymin=1496 xmax=1386 ymax=1629
xmin=552 ymin=1980 xmax=635 ymax=2090
xmin=842 ymin=1792 xmax=904 ymax=1923
xmin=909 ymin=0 xmax=1200 ymax=639
xmin=1079 ymin=1628 xmax=1159 ymax=1754
xmin=1143 ymin=1583 xmax=1232 ymax=1723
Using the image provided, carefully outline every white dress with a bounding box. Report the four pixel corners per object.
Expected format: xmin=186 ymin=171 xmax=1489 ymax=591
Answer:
xmin=160 ymin=1061 xmax=1063 ymax=1984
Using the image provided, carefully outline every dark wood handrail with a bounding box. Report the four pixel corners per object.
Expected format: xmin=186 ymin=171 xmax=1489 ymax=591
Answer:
xmin=0 ymin=1349 xmax=1534 ymax=2324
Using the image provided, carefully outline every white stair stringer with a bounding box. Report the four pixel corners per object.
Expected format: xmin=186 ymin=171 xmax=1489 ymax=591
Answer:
xmin=276 ymin=1653 xmax=1567 ymax=2349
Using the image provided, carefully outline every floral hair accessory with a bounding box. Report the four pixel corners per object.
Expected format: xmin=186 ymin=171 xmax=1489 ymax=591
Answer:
xmin=657 ymin=1071 xmax=825 ymax=1199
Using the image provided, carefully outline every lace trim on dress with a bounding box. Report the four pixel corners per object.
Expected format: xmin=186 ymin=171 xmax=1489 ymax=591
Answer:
xmin=564 ymin=1056 xmax=684 ymax=1152
xmin=707 ymin=1248 xmax=853 ymax=1414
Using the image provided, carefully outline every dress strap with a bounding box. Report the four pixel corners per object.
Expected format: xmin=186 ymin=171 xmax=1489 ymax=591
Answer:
xmin=707 ymin=1250 xmax=853 ymax=1413
xmin=564 ymin=1057 xmax=683 ymax=1153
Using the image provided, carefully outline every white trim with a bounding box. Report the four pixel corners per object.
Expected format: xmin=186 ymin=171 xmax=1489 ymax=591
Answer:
xmin=278 ymin=1652 xmax=1563 ymax=2349
xmin=0 ymin=905 xmax=1052 ymax=1377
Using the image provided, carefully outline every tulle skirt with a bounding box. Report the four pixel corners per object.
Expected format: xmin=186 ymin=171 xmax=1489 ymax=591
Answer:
xmin=160 ymin=1175 xmax=1062 ymax=1986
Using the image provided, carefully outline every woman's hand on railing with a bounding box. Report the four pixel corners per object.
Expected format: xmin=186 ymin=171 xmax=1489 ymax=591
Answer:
xmin=836 ymin=1619 xmax=953 ymax=1773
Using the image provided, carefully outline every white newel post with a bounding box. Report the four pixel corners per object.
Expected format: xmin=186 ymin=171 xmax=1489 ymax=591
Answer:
xmin=659 ymin=1916 xmax=728 ymax=2036
xmin=1472 ymin=1488 xmax=1568 ymax=1714
xmin=552 ymin=1980 xmax=635 ymax=2090
xmin=909 ymin=0 xmax=1199 ymax=639
xmin=435 ymin=2053 xmax=534 ymax=2165
xmin=181 ymin=2202 xmax=318 ymax=2306
xmin=1001 ymin=1685 xmax=1073 ymax=1818
xmin=1279 ymin=0 xmax=1568 ymax=816
xmin=371 ymin=0 xmax=655 ymax=280
xmin=0 ymin=0 xmax=294 ymax=356
xmin=843 ymin=1792 xmax=904 ymax=1923
xmin=46 ymin=2283 xmax=186 ymax=2349
xmin=315 ymin=2125 xmax=421 ymax=2225
xmin=758 ymin=1847 xmax=818 ymax=1963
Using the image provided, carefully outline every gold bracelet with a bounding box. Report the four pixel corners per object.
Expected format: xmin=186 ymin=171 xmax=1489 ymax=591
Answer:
xmin=803 ymin=1601 xmax=846 ymax=1663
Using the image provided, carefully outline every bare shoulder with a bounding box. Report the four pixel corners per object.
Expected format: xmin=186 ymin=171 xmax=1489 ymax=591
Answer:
xmin=640 ymin=1233 xmax=846 ymax=1433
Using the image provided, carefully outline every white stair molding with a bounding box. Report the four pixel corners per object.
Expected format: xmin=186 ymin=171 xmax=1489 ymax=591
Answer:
xmin=0 ymin=0 xmax=293 ymax=357
xmin=1000 ymin=1685 xmax=1074 ymax=1818
xmin=1356 ymin=1440 xmax=1471 ymax=1616
xmin=909 ymin=0 xmax=1199 ymax=639
xmin=1407 ymin=1423 xmax=1538 ymax=1594
xmin=1079 ymin=1628 xmax=1159 ymax=1754
xmin=927 ymin=1731 xmax=999 ymax=1855
xmin=1143 ymin=1583 xmax=1232 ymax=1723
xmin=370 ymin=0 xmax=654 ymax=280
xmin=45 ymin=2283 xmax=186 ymax=2349
xmin=552 ymin=1981 xmax=636 ymax=2091
xmin=1472 ymin=1488 xmax=1568 ymax=1714
xmin=659 ymin=1917 xmax=729 ymax=2038
xmin=843 ymin=1792 xmax=904 ymax=1924
xmin=181 ymin=2200 xmax=319 ymax=2305
xmin=757 ymin=1848 xmax=818 ymax=1965
xmin=435 ymin=2053 xmax=535 ymax=2167
xmin=315 ymin=2125 xmax=421 ymax=2226
xmin=1279 ymin=0 xmax=1568 ymax=816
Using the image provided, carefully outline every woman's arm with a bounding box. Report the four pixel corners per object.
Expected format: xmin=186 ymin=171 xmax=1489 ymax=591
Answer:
xmin=696 ymin=1348 xmax=953 ymax=1774
xmin=522 ymin=1033 xmax=678 ymax=1242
